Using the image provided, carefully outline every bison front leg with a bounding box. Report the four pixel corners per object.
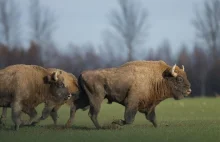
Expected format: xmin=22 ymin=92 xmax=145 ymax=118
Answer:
xmin=21 ymin=107 xmax=37 ymax=126
xmin=50 ymin=105 xmax=61 ymax=125
xmin=31 ymin=104 xmax=54 ymax=126
xmin=145 ymin=108 xmax=157 ymax=127
xmin=124 ymin=105 xmax=138 ymax=125
xmin=112 ymin=104 xmax=138 ymax=126
xmin=65 ymin=102 xmax=76 ymax=128
xmin=0 ymin=107 xmax=8 ymax=125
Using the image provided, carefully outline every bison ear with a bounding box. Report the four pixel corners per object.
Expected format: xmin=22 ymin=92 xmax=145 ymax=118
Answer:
xmin=163 ymin=68 xmax=172 ymax=78
xmin=163 ymin=68 xmax=175 ymax=78
xmin=43 ymin=72 xmax=59 ymax=84
xmin=43 ymin=75 xmax=52 ymax=84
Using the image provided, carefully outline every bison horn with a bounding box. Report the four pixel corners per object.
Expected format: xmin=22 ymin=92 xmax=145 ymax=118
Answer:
xmin=54 ymin=71 xmax=58 ymax=81
xmin=171 ymin=64 xmax=178 ymax=77
xmin=182 ymin=65 xmax=185 ymax=71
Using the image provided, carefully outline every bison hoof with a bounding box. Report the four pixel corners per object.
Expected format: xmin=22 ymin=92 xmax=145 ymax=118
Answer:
xmin=152 ymin=122 xmax=157 ymax=128
xmin=14 ymin=125 xmax=19 ymax=131
xmin=30 ymin=121 xmax=38 ymax=126
xmin=65 ymin=123 xmax=71 ymax=128
xmin=112 ymin=119 xmax=125 ymax=126
xmin=0 ymin=121 xmax=4 ymax=125
xmin=0 ymin=118 xmax=6 ymax=126
xmin=0 ymin=122 xmax=6 ymax=129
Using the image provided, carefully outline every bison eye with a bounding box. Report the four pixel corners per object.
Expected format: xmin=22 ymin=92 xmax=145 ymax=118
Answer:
xmin=177 ymin=77 xmax=183 ymax=82
xmin=58 ymin=83 xmax=65 ymax=88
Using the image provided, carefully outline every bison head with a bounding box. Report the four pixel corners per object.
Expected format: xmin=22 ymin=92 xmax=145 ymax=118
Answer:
xmin=44 ymin=71 xmax=71 ymax=101
xmin=163 ymin=64 xmax=191 ymax=100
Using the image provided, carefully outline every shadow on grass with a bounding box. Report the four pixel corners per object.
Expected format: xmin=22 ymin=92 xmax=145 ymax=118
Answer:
xmin=0 ymin=124 xmax=123 ymax=131
xmin=3 ymin=121 xmax=199 ymax=131
xmin=39 ymin=123 xmax=123 ymax=131
xmin=43 ymin=124 xmax=97 ymax=131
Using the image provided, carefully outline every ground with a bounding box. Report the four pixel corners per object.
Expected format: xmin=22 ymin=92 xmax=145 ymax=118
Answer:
xmin=0 ymin=98 xmax=220 ymax=142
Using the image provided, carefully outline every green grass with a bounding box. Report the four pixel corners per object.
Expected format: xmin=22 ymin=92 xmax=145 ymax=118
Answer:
xmin=1 ymin=98 xmax=220 ymax=142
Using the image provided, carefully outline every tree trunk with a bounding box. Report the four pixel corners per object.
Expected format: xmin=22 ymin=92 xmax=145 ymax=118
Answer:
xmin=127 ymin=43 xmax=133 ymax=61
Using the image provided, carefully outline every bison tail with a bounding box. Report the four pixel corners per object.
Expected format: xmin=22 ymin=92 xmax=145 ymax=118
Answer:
xmin=75 ymin=74 xmax=90 ymax=110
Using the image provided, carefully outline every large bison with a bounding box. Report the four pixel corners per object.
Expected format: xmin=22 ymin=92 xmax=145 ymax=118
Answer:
xmin=0 ymin=64 xmax=71 ymax=130
xmin=0 ymin=68 xmax=79 ymax=128
xmin=75 ymin=60 xmax=192 ymax=129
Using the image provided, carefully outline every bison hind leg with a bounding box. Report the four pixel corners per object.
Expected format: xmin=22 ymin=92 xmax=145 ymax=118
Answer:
xmin=11 ymin=102 xmax=23 ymax=130
xmin=88 ymin=105 xmax=102 ymax=129
xmin=0 ymin=107 xmax=8 ymax=126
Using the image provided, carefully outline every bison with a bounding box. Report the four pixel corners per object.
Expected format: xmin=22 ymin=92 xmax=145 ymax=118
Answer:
xmin=39 ymin=68 xmax=79 ymax=127
xmin=0 ymin=64 xmax=71 ymax=130
xmin=75 ymin=60 xmax=192 ymax=129
xmin=0 ymin=68 xmax=79 ymax=128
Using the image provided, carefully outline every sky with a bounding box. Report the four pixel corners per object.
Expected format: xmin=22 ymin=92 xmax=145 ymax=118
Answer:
xmin=19 ymin=0 xmax=203 ymax=54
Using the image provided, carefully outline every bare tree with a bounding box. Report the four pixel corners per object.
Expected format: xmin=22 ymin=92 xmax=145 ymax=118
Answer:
xmin=0 ymin=0 xmax=21 ymax=48
xmin=155 ymin=39 xmax=173 ymax=65
xmin=28 ymin=0 xmax=56 ymax=66
xmin=106 ymin=0 xmax=148 ymax=61
xmin=29 ymin=0 xmax=56 ymax=44
xmin=192 ymin=44 xmax=208 ymax=96
xmin=193 ymin=0 xmax=220 ymax=61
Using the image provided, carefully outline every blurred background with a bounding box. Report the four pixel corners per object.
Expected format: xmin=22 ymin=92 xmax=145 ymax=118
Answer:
xmin=0 ymin=0 xmax=219 ymax=97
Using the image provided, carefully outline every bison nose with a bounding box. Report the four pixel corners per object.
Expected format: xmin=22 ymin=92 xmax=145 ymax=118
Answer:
xmin=187 ymin=89 xmax=192 ymax=95
xmin=67 ymin=93 xmax=72 ymax=100
xmin=64 ymin=93 xmax=71 ymax=100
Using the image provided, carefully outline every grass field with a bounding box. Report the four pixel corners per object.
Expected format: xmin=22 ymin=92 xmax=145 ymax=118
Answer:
xmin=0 ymin=98 xmax=220 ymax=142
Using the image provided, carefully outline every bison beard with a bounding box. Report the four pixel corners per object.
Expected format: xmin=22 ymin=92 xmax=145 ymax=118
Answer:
xmin=75 ymin=60 xmax=191 ymax=129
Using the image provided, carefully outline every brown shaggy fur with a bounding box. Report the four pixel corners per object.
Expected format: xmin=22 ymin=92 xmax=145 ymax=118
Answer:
xmin=0 ymin=64 xmax=70 ymax=130
xmin=76 ymin=60 xmax=191 ymax=129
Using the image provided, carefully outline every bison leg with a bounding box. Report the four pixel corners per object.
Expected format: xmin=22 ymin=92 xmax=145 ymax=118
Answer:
xmin=88 ymin=105 xmax=102 ymax=129
xmin=50 ymin=105 xmax=61 ymax=125
xmin=112 ymin=104 xmax=138 ymax=126
xmin=65 ymin=102 xmax=76 ymax=127
xmin=31 ymin=104 xmax=54 ymax=125
xmin=11 ymin=102 xmax=22 ymax=130
xmin=21 ymin=107 xmax=37 ymax=125
xmin=88 ymin=95 xmax=104 ymax=129
xmin=124 ymin=105 xmax=138 ymax=124
xmin=0 ymin=107 xmax=8 ymax=125
xmin=145 ymin=108 xmax=157 ymax=127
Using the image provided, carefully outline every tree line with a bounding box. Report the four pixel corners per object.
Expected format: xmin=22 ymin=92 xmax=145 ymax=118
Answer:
xmin=0 ymin=0 xmax=220 ymax=97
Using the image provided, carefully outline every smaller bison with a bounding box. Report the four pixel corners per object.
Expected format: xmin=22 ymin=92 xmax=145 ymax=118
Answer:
xmin=0 ymin=68 xmax=79 ymax=127
xmin=0 ymin=65 xmax=71 ymax=130
xmin=75 ymin=60 xmax=192 ymax=129
xmin=33 ymin=68 xmax=79 ymax=127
